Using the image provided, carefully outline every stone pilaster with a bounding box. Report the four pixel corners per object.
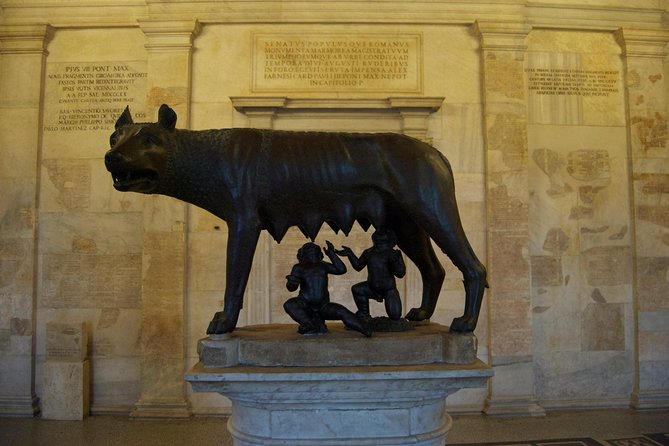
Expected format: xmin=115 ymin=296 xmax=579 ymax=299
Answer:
xmin=0 ymin=23 xmax=53 ymax=416
xmin=131 ymin=20 xmax=200 ymax=419
xmin=473 ymin=21 xmax=545 ymax=416
xmin=615 ymin=28 xmax=669 ymax=410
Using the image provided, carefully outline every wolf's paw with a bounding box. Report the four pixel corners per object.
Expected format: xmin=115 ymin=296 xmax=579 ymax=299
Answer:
xmin=405 ymin=307 xmax=432 ymax=321
xmin=449 ymin=315 xmax=478 ymax=333
xmin=207 ymin=311 xmax=237 ymax=334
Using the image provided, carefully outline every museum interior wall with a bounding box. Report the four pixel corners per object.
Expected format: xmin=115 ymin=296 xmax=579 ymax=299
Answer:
xmin=1 ymin=0 xmax=668 ymax=417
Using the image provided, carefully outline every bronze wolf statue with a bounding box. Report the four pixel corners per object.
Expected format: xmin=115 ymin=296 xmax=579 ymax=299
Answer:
xmin=105 ymin=104 xmax=487 ymax=334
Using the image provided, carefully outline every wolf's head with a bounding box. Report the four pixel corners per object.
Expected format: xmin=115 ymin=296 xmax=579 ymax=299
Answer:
xmin=104 ymin=104 xmax=177 ymax=194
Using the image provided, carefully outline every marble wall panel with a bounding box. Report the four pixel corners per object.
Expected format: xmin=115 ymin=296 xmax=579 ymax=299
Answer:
xmin=532 ymin=256 xmax=582 ymax=354
xmin=89 ymin=357 xmax=141 ymax=411
xmin=89 ymin=161 xmax=144 ymax=214
xmin=636 ymin=257 xmax=669 ymax=312
xmin=639 ymin=360 xmax=669 ymax=391
xmin=526 ymin=31 xmax=624 ymax=127
xmin=531 ymin=256 xmax=563 ymax=287
xmin=0 ymin=54 xmax=44 ymax=106
xmin=580 ymin=246 xmax=632 ymax=286
xmin=0 ymin=298 xmax=33 ymax=357
xmin=139 ymin=231 xmax=185 ymax=359
xmin=423 ymin=26 xmax=481 ymax=103
xmin=526 ymin=27 xmax=636 ymax=408
xmin=483 ymin=52 xmax=526 ymax=103
xmin=138 ymin=356 xmax=186 ymax=401
xmin=39 ymin=212 xmax=142 ymax=256
xmin=188 ymin=232 xmax=227 ymax=292
xmin=581 ymin=303 xmax=625 ymax=351
xmin=626 ymin=58 xmax=668 ymax=158
xmin=40 ymin=252 xmax=141 ymax=309
xmin=486 ymin=111 xmax=529 ymax=172
xmin=487 ymin=357 xmax=535 ymax=396
xmin=639 ymin=331 xmax=669 ymax=362
xmin=138 ymin=298 xmax=184 ymax=359
xmin=0 ymin=109 xmax=40 ymax=178
xmin=141 ymin=195 xmax=187 ymax=233
xmin=142 ymin=232 xmax=184 ymax=292
xmin=535 ymin=350 xmax=634 ymax=401
xmin=441 ymin=104 xmax=485 ymax=174
xmin=0 ymin=238 xmax=33 ymax=296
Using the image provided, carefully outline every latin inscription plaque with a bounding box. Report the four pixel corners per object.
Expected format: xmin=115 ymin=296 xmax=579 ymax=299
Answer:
xmin=526 ymin=68 xmax=620 ymax=97
xmin=44 ymin=61 xmax=147 ymax=133
xmin=253 ymin=33 xmax=422 ymax=93
xmin=46 ymin=322 xmax=87 ymax=361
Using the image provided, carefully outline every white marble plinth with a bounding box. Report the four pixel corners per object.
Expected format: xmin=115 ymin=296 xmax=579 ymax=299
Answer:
xmin=186 ymin=324 xmax=492 ymax=445
xmin=41 ymin=359 xmax=90 ymax=420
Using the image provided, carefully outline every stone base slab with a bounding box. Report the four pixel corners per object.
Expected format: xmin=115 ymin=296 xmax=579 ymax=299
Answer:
xmin=187 ymin=323 xmax=492 ymax=445
xmin=199 ymin=322 xmax=477 ymax=367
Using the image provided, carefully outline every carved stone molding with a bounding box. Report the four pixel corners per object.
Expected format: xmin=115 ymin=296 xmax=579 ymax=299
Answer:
xmin=230 ymin=96 xmax=444 ymax=141
xmin=0 ymin=24 xmax=54 ymax=55
xmin=138 ymin=20 xmax=202 ymax=53
xmin=614 ymin=28 xmax=669 ymax=59
xmin=472 ymin=21 xmax=531 ymax=56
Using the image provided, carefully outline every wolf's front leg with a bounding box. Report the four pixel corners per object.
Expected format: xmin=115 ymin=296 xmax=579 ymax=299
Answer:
xmin=207 ymin=219 xmax=261 ymax=334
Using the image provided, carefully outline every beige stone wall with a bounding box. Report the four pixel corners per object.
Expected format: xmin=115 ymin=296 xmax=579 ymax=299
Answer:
xmin=1 ymin=1 xmax=667 ymax=416
xmin=527 ymin=30 xmax=633 ymax=407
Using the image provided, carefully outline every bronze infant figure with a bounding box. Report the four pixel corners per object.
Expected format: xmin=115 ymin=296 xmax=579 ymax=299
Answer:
xmin=105 ymin=104 xmax=487 ymax=335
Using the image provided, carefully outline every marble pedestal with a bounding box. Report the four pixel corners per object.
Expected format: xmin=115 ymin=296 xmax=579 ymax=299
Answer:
xmin=186 ymin=323 xmax=492 ymax=446
xmin=41 ymin=359 xmax=90 ymax=420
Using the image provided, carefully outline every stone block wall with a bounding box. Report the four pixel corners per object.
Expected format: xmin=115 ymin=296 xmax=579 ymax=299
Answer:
xmin=0 ymin=1 xmax=667 ymax=416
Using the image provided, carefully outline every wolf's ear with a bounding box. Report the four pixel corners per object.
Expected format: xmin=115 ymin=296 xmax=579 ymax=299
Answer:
xmin=158 ymin=104 xmax=177 ymax=131
xmin=115 ymin=106 xmax=133 ymax=129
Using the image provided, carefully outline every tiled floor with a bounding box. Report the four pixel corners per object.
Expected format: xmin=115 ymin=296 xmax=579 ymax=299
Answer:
xmin=0 ymin=409 xmax=667 ymax=446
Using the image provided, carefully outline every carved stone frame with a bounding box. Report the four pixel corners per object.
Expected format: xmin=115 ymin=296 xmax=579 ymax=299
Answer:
xmin=230 ymin=96 xmax=444 ymax=325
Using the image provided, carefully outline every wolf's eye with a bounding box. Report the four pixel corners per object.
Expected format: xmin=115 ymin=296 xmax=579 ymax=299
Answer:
xmin=143 ymin=134 xmax=159 ymax=147
xmin=109 ymin=134 xmax=118 ymax=147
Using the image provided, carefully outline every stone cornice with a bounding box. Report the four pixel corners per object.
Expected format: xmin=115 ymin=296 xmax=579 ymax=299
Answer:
xmin=614 ymin=27 xmax=669 ymax=59
xmin=230 ymin=96 xmax=444 ymax=141
xmin=0 ymin=23 xmax=53 ymax=55
xmin=0 ymin=2 xmax=666 ymax=31
xmin=472 ymin=21 xmax=531 ymax=53
xmin=230 ymin=96 xmax=444 ymax=113
xmin=138 ymin=20 xmax=202 ymax=52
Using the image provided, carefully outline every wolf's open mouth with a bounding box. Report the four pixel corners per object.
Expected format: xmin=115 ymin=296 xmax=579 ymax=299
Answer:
xmin=111 ymin=169 xmax=158 ymax=192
